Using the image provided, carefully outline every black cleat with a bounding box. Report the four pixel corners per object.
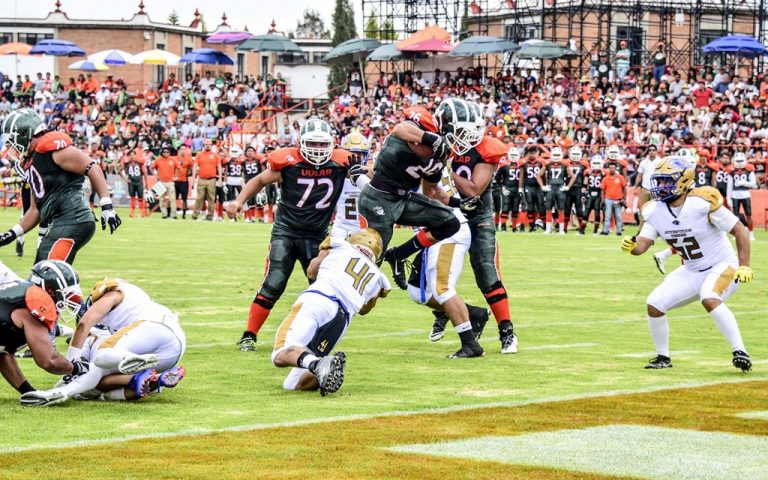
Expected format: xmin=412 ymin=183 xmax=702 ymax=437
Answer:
xmin=383 ymin=248 xmax=408 ymax=290
xmin=429 ymin=310 xmax=449 ymax=341
xmin=449 ymin=341 xmax=485 ymax=358
xmin=15 ymin=240 xmax=23 ymax=257
xmin=732 ymin=350 xmax=752 ymax=372
xmin=310 ymin=351 xmax=346 ymax=396
xmin=644 ymin=355 xmax=672 ymax=369
xmin=237 ymin=331 xmax=257 ymax=352
xmin=468 ymin=306 xmax=489 ymax=340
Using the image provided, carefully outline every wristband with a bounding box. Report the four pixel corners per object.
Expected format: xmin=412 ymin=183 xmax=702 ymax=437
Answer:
xmin=354 ymin=174 xmax=370 ymax=190
xmin=448 ymin=197 xmax=461 ymax=208
xmin=66 ymin=346 xmax=83 ymax=361
xmin=84 ymin=160 xmax=97 ymax=175
xmin=99 ymin=197 xmax=113 ymax=208
xmin=17 ymin=381 xmax=34 ymax=394
xmin=11 ymin=224 xmax=23 ymax=238
xmin=421 ymin=131 xmax=439 ymax=147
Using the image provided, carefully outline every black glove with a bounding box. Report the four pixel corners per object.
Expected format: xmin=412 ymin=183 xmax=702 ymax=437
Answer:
xmin=100 ymin=201 xmax=122 ymax=234
xmin=432 ymin=136 xmax=452 ymax=161
xmin=460 ymin=196 xmax=483 ymax=213
xmin=0 ymin=225 xmax=23 ymax=247
xmin=349 ymin=164 xmax=368 ymax=184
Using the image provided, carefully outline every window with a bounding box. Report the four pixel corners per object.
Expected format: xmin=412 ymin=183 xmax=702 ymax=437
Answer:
xmin=43 ymin=33 xmax=53 ymax=40
xmin=19 ymin=33 xmax=39 ymax=46
xmin=0 ymin=33 xmax=12 ymax=44
xmin=504 ymin=23 xmax=538 ymax=42
xmin=313 ymin=52 xmax=325 ymax=64
xmin=184 ymin=47 xmax=193 ymax=78
xmin=237 ymin=53 xmax=245 ymax=77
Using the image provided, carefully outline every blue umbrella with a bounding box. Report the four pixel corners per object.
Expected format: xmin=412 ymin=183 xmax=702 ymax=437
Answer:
xmin=89 ymin=49 xmax=135 ymax=65
xmin=30 ymin=39 xmax=86 ymax=57
xmin=179 ymin=48 xmax=234 ymax=65
xmin=702 ymin=35 xmax=768 ymax=58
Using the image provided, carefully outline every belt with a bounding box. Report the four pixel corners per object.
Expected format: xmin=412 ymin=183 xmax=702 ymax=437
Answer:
xmin=200 ymin=177 xmax=215 ymax=180
xmin=698 ymin=266 xmax=713 ymax=273
xmin=305 ymin=289 xmax=350 ymax=323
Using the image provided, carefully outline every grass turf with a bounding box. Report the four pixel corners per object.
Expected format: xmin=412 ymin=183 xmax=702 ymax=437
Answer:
xmin=0 ymin=209 xmax=765 ymax=477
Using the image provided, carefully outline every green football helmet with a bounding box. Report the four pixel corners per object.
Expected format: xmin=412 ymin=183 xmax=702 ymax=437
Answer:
xmin=1 ymin=108 xmax=46 ymax=165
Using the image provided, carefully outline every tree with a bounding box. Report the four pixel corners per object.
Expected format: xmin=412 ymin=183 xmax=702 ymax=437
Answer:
xmin=295 ymin=9 xmax=329 ymax=39
xmin=328 ymin=0 xmax=358 ymax=91
xmin=381 ymin=19 xmax=396 ymax=41
xmin=364 ymin=8 xmax=379 ymax=39
xmin=168 ymin=9 xmax=180 ymax=26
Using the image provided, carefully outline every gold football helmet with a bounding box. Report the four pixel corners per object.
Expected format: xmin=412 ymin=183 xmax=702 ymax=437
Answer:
xmin=347 ymin=228 xmax=383 ymax=262
xmin=650 ymin=156 xmax=695 ymax=202
xmin=342 ymin=132 xmax=370 ymax=165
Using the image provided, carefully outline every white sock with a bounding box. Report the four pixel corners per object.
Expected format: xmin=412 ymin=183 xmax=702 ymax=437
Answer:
xmin=298 ymin=352 xmax=320 ymax=369
xmin=656 ymin=248 xmax=674 ymax=259
xmin=57 ymin=366 xmax=105 ymax=397
xmin=545 ymin=222 xmax=552 ymax=233
xmin=558 ymin=223 xmax=565 ymax=233
xmin=709 ymin=303 xmax=746 ymax=353
xmin=647 ymin=315 xmax=670 ymax=357
xmin=454 ymin=321 xmax=472 ymax=333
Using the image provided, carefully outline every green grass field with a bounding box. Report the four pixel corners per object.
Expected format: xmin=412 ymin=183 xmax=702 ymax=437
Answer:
xmin=0 ymin=209 xmax=766 ymax=479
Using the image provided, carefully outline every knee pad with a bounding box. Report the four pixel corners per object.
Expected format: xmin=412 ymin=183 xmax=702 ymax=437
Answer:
xmin=482 ymin=281 xmax=508 ymax=304
xmin=429 ymin=216 xmax=461 ymax=241
xmin=254 ymin=294 xmax=276 ymax=310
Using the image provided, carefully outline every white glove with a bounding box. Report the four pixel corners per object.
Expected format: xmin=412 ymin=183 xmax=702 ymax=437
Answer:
xmin=559 ymin=185 xmax=569 ymax=192
xmin=143 ymin=190 xmax=155 ymax=203
xmin=255 ymin=191 xmax=267 ymax=207
xmin=222 ymin=185 xmax=229 ymax=195
xmin=542 ymin=185 xmax=551 ymax=192
xmin=501 ymin=187 xmax=510 ymax=196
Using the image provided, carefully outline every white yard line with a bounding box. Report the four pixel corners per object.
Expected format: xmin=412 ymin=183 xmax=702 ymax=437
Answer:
xmin=3 ymin=376 xmax=765 ymax=454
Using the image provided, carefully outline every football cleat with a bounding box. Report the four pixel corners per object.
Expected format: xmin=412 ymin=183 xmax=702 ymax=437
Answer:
xmin=310 ymin=352 xmax=346 ymax=397
xmin=14 ymin=347 xmax=33 ymax=358
xmin=15 ymin=239 xmax=23 ymax=257
xmin=20 ymin=389 xmax=68 ymax=407
xmin=468 ymin=306 xmax=489 ymax=341
xmin=653 ymin=252 xmax=667 ymax=275
xmin=383 ymin=248 xmax=407 ymax=290
xmin=237 ymin=332 xmax=257 ymax=352
xmin=449 ymin=341 xmax=485 ymax=358
xmin=118 ymin=354 xmax=160 ymax=374
xmin=159 ymin=365 xmax=187 ymax=388
xmin=429 ymin=311 xmax=449 ymax=342
xmin=644 ymin=355 xmax=672 ymax=369
xmin=732 ymin=350 xmax=752 ymax=372
xmin=499 ymin=327 xmax=518 ymax=354
xmin=56 ymin=324 xmax=74 ymax=339
xmin=128 ymin=369 xmax=158 ymax=399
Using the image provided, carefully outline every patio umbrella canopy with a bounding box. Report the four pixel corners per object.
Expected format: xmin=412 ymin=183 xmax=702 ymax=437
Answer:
xmin=517 ymin=41 xmax=575 ymax=59
xmin=0 ymin=42 xmax=33 ymax=55
xmin=323 ymin=38 xmax=381 ymax=65
xmin=131 ymin=49 xmax=181 ymax=65
xmin=180 ymin=48 xmax=234 ymax=65
xmin=702 ymin=34 xmax=768 ymax=58
xmin=396 ymin=25 xmax=451 ymax=50
xmin=367 ymin=43 xmax=405 ymax=61
xmin=448 ymin=36 xmax=519 ymax=57
xmin=236 ymin=34 xmax=302 ymax=53
xmin=89 ymin=49 xmax=135 ymax=65
xmin=30 ymin=39 xmax=85 ymax=57
xmin=400 ymin=38 xmax=453 ymax=53
xmin=68 ymin=60 xmax=109 ymax=72
xmin=206 ymin=31 xmax=254 ymax=44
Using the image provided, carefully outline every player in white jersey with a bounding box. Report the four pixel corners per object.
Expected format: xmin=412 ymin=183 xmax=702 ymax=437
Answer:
xmin=620 ymin=156 xmax=754 ymax=371
xmin=405 ymin=166 xmax=487 ymax=358
xmin=271 ymin=228 xmax=390 ymax=396
xmin=331 ymin=133 xmax=371 ymax=240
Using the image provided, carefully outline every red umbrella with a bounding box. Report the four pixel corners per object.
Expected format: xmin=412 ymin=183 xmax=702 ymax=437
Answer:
xmin=400 ymin=38 xmax=453 ymax=53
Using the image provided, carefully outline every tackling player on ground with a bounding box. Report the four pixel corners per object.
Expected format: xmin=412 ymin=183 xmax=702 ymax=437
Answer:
xmin=620 ymin=156 xmax=753 ymax=371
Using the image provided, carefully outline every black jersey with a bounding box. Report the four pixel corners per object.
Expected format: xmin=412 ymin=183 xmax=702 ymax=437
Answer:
xmin=371 ymin=135 xmax=442 ymax=196
xmin=243 ymin=157 xmax=262 ymax=180
xmin=0 ymin=282 xmax=56 ymax=354
xmin=568 ymin=162 xmax=588 ymax=189
xmin=505 ymin=165 xmax=522 ymax=190
xmin=125 ymin=161 xmax=144 ymax=182
xmin=586 ymin=170 xmax=604 ymax=193
xmin=545 ymin=161 xmax=568 ymax=186
xmin=523 ymin=160 xmax=544 ymax=188
xmin=694 ymin=164 xmax=718 ymax=187
xmin=226 ymin=160 xmax=243 ymax=178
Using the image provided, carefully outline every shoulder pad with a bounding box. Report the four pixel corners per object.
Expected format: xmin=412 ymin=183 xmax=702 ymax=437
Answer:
xmin=268 ymin=148 xmax=302 ymax=171
xmin=34 ymin=132 xmax=73 ymax=154
xmin=403 ymin=107 xmax=438 ymax=133
xmin=707 ymin=162 xmax=720 ymax=171
xmin=329 ymin=149 xmax=351 ymax=167
xmin=641 ymin=200 xmax=659 ymax=220
xmin=90 ymin=278 xmax=122 ymax=303
xmin=319 ymin=236 xmax=332 ymax=250
xmin=689 ymin=186 xmax=723 ymax=212
xmin=25 ymin=285 xmax=57 ymax=330
xmin=476 ymin=137 xmax=507 ymax=164
xmin=746 ymin=163 xmax=755 ymax=172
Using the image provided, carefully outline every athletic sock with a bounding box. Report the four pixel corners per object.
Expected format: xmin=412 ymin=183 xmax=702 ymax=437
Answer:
xmin=297 ymin=351 xmax=320 ymax=369
xmin=455 ymin=322 xmax=474 ymax=345
xmin=647 ymin=314 xmax=670 ymax=357
xmin=497 ymin=319 xmax=512 ymax=332
xmin=657 ymin=248 xmax=674 ymax=260
xmin=246 ymin=296 xmax=274 ymax=335
xmin=709 ymin=303 xmax=746 ymax=352
xmin=391 ymin=230 xmax=434 ymax=260
xmin=483 ymin=284 xmax=510 ymax=326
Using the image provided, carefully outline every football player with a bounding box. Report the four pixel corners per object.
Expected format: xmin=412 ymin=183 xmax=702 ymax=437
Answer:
xmin=357 ymin=104 xmax=457 ymax=291
xmin=0 ymin=260 xmax=89 ymax=399
xmin=564 ymin=146 xmax=588 ymax=235
xmin=605 ymin=145 xmax=628 ymax=178
xmin=0 ymin=108 xmax=121 ymax=262
xmin=693 ymin=149 xmax=718 ymax=188
xmin=20 ymin=278 xmax=186 ymax=406
xmin=331 ymin=133 xmax=371 ymax=240
xmin=225 ymin=146 xmax=244 ymax=220
xmin=271 ymin=229 xmax=390 ymax=395
xmin=491 ymin=152 xmax=507 ymax=231
xmin=121 ymin=149 xmax=148 ymax=218
xmin=584 ymin=155 xmax=605 ymax=235
xmin=438 ymin=100 xmax=519 ymax=354
xmin=242 ymin=146 xmax=264 ymax=223
xmin=227 ymin=119 xmax=351 ymax=352
xmin=501 ymin=147 xmax=523 ymax=232
xmin=538 ymin=146 xmax=569 ymax=235
xmin=727 ymin=152 xmax=757 ymax=242
xmin=621 ymin=156 xmax=754 ymax=371
xmin=522 ymin=145 xmax=546 ymax=232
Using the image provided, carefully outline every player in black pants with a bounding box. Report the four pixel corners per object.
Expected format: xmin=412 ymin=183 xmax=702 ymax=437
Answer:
xmin=584 ymin=155 xmax=605 ymax=234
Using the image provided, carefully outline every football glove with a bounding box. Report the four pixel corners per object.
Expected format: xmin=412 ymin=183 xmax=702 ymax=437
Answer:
xmin=99 ymin=199 xmax=122 ymax=234
xmin=0 ymin=224 xmax=23 ymax=247
xmin=620 ymin=235 xmax=637 ymax=254
xmin=222 ymin=185 xmax=229 ymax=195
xmin=541 ymin=185 xmax=551 ymax=192
xmin=255 ymin=191 xmax=268 ymax=207
xmin=349 ymin=164 xmax=368 ymax=183
xmin=433 ymin=137 xmax=452 ymax=161
xmin=734 ymin=266 xmax=753 ymax=284
xmin=143 ymin=190 xmax=155 ymax=203
xmin=501 ymin=187 xmax=510 ymax=196
xmin=460 ymin=196 xmax=483 ymax=213
xmin=559 ymin=185 xmax=569 ymax=192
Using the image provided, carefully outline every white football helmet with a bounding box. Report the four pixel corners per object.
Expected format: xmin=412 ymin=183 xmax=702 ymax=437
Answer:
xmin=507 ymin=147 xmax=521 ymax=164
xmin=590 ymin=154 xmax=604 ymax=170
xmin=550 ymin=147 xmax=564 ymax=162
xmin=229 ymin=145 xmax=243 ymax=158
xmin=569 ymin=146 xmax=583 ymax=162
xmin=733 ymin=152 xmax=748 ymax=168
xmin=299 ymin=119 xmax=334 ymax=166
xmin=606 ymin=145 xmax=621 ymax=161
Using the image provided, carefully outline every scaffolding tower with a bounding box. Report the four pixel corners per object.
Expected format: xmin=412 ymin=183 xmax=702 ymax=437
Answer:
xmin=361 ymin=0 xmax=492 ymax=40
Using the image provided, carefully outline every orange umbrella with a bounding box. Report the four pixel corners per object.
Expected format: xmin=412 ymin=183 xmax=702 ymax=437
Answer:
xmin=0 ymin=42 xmax=33 ymax=55
xmin=396 ymin=25 xmax=451 ymax=51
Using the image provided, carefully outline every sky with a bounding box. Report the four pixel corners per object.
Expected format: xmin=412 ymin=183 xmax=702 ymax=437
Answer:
xmin=0 ymin=0 xmax=361 ymax=36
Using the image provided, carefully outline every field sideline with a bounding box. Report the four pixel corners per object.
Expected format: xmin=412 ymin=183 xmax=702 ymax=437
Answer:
xmin=0 ymin=209 xmax=765 ymax=478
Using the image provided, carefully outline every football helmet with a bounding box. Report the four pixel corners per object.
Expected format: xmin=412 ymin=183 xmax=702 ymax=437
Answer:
xmin=435 ymin=98 xmax=484 ymax=155
xmin=590 ymin=155 xmax=604 ymax=170
xmin=299 ymin=119 xmax=334 ymax=167
xmin=229 ymin=145 xmax=243 ymax=158
xmin=733 ymin=152 xmax=748 ymax=168
xmin=347 ymin=228 xmax=383 ymax=262
xmin=606 ymin=145 xmax=621 ymax=161
xmin=550 ymin=147 xmax=564 ymax=162
xmin=650 ymin=156 xmax=695 ymax=202
xmin=507 ymin=147 xmax=521 ymax=164
xmin=28 ymin=260 xmax=83 ymax=318
xmin=1 ymin=108 xmax=46 ymax=165
xmin=569 ymin=146 xmax=583 ymax=162
xmin=341 ymin=132 xmax=370 ymax=165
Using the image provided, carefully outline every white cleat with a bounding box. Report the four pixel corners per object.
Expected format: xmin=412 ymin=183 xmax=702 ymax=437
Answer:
xmin=20 ymin=389 xmax=68 ymax=407
xmin=118 ymin=354 xmax=160 ymax=374
xmin=56 ymin=324 xmax=74 ymax=339
xmin=653 ymin=252 xmax=667 ymax=275
xmin=749 ymin=231 xmax=756 ymax=242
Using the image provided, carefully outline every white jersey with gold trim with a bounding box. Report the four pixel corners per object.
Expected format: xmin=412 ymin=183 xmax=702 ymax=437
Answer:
xmin=97 ymin=280 xmax=179 ymax=333
xmin=331 ymin=179 xmax=362 ymax=240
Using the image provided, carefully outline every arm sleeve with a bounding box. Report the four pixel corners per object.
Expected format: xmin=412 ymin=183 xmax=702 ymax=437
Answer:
xmin=709 ymin=206 xmax=739 ymax=233
xmin=638 ymin=221 xmax=658 ymax=241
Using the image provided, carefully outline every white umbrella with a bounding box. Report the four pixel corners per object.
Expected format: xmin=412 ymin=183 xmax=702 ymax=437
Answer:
xmin=130 ymin=49 xmax=181 ymax=66
xmin=88 ymin=49 xmax=135 ymax=65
